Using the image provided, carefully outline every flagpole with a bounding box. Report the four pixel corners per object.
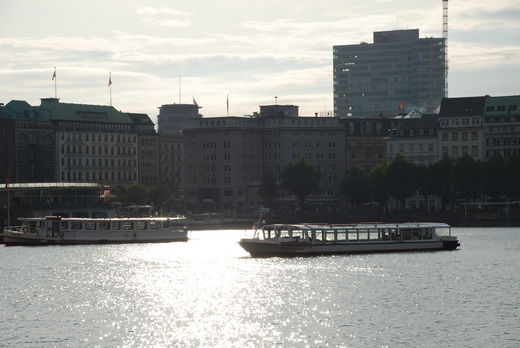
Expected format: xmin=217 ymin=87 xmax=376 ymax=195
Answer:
xmin=109 ymin=72 xmax=112 ymax=106
xmin=179 ymin=73 xmax=181 ymax=103
xmin=227 ymin=94 xmax=229 ymax=116
xmin=54 ymin=67 xmax=57 ymax=98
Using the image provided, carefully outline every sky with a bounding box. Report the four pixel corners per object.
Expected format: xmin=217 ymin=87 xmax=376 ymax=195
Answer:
xmin=1 ymin=0 xmax=519 ymax=123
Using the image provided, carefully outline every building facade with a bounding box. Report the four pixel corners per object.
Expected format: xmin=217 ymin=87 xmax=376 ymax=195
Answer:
xmin=128 ymin=113 xmax=159 ymax=186
xmin=40 ymin=98 xmax=140 ymax=185
xmin=182 ymin=106 xmax=346 ymax=214
xmin=0 ymin=100 xmax=55 ymax=183
xmin=438 ymin=96 xmax=486 ymax=161
xmin=483 ymin=95 xmax=520 ymax=159
xmin=386 ymin=111 xmax=439 ymax=165
xmin=333 ymin=29 xmax=445 ymax=117
xmin=344 ymin=116 xmax=391 ymax=172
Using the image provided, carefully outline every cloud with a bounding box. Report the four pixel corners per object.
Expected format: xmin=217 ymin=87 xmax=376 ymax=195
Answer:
xmin=136 ymin=7 xmax=191 ymax=27
xmin=450 ymin=42 xmax=520 ymax=70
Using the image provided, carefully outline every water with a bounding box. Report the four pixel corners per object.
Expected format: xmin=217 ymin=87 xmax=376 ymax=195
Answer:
xmin=1 ymin=228 xmax=519 ymax=347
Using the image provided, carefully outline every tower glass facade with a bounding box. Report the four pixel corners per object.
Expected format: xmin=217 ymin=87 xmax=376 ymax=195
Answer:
xmin=333 ymin=29 xmax=445 ymax=117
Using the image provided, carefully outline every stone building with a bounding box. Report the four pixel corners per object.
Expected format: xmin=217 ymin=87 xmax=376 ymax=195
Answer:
xmin=386 ymin=111 xmax=439 ymax=165
xmin=483 ymin=95 xmax=520 ymax=159
xmin=438 ymin=96 xmax=486 ymax=160
xmin=0 ymin=100 xmax=55 ymax=183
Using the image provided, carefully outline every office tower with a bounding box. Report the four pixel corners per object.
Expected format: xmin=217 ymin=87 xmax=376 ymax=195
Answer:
xmin=334 ymin=29 xmax=445 ymax=117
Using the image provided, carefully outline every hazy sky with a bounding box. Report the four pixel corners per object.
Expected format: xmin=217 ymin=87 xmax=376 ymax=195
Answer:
xmin=1 ymin=0 xmax=519 ymax=122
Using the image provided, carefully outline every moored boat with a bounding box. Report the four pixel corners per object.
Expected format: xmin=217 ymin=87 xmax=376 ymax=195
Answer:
xmin=239 ymin=222 xmax=460 ymax=257
xmin=2 ymin=216 xmax=188 ymax=246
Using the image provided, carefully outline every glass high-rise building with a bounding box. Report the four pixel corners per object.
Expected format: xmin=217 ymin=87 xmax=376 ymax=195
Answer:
xmin=333 ymin=29 xmax=445 ymax=117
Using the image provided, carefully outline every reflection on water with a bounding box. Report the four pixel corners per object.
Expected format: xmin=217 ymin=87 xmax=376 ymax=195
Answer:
xmin=1 ymin=228 xmax=519 ymax=347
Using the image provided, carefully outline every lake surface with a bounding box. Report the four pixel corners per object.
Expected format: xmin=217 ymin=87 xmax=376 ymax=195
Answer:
xmin=1 ymin=228 xmax=519 ymax=347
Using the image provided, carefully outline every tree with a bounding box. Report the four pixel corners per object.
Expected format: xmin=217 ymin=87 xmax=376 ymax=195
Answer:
xmin=385 ymin=154 xmax=417 ymax=210
xmin=429 ymin=157 xmax=454 ymax=210
xmin=341 ymin=166 xmax=369 ymax=209
xmin=452 ymin=154 xmax=481 ymax=200
xmin=258 ymin=171 xmax=279 ymax=206
xmin=280 ymin=158 xmax=320 ymax=213
xmin=370 ymin=162 xmax=389 ymax=207
xmin=481 ymin=155 xmax=506 ymax=199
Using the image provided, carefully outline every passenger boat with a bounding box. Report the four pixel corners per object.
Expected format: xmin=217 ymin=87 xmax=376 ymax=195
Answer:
xmin=2 ymin=216 xmax=188 ymax=246
xmin=239 ymin=222 xmax=460 ymax=257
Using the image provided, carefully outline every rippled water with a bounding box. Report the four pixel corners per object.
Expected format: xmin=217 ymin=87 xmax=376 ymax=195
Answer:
xmin=1 ymin=228 xmax=519 ymax=347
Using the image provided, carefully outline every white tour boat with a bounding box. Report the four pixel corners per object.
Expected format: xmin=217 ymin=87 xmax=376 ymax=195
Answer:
xmin=2 ymin=216 xmax=188 ymax=245
xmin=239 ymin=222 xmax=460 ymax=257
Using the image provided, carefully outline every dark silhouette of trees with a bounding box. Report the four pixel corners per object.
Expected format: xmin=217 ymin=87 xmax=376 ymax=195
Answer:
xmin=339 ymin=154 xmax=520 ymax=212
xmin=280 ymin=158 xmax=320 ymax=212
xmin=385 ymin=154 xmax=418 ymax=209
xmin=341 ymin=166 xmax=370 ymax=208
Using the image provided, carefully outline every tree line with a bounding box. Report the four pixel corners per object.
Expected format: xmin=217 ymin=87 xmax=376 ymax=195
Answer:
xmin=340 ymin=154 xmax=520 ymax=211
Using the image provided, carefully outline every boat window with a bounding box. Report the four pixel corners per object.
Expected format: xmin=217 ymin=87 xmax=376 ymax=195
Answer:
xmin=402 ymin=229 xmax=412 ymax=240
xmin=122 ymin=221 xmax=134 ymax=230
xmin=163 ymin=220 xmax=171 ymax=228
xmin=369 ymin=229 xmax=380 ymax=240
xmin=85 ymin=221 xmax=96 ymax=230
xmin=391 ymin=229 xmax=400 ymax=240
xmin=97 ymin=221 xmax=110 ymax=230
xmin=336 ymin=230 xmax=347 ymax=241
xmin=381 ymin=229 xmax=390 ymax=240
xmin=136 ymin=221 xmax=147 ymax=229
xmin=149 ymin=221 xmax=159 ymax=229
xmin=60 ymin=221 xmax=69 ymax=229
xmin=280 ymin=230 xmax=290 ymax=238
xmin=412 ymin=229 xmax=422 ymax=240
xmin=348 ymin=231 xmax=358 ymax=241
xmin=313 ymin=230 xmax=323 ymax=241
xmin=423 ymin=228 xmax=432 ymax=239
xmin=325 ymin=230 xmax=335 ymax=242
xmin=111 ymin=221 xmax=121 ymax=230
xmin=71 ymin=221 xmax=82 ymax=230
xmin=291 ymin=230 xmax=304 ymax=239
xmin=358 ymin=230 xmax=368 ymax=241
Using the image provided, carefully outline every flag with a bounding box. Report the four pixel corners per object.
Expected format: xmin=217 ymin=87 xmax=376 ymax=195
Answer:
xmin=4 ymin=175 xmax=8 ymax=190
xmin=193 ymin=97 xmax=198 ymax=106
xmin=398 ymin=100 xmax=404 ymax=111
xmin=226 ymin=94 xmax=229 ymax=116
xmin=52 ymin=70 xmax=56 ymax=80
xmin=108 ymin=74 xmax=112 ymax=86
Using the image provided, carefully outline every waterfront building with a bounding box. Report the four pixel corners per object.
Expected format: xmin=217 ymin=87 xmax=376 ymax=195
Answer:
xmin=156 ymin=103 xmax=200 ymax=203
xmin=182 ymin=106 xmax=346 ymax=214
xmin=39 ymin=98 xmax=139 ymax=185
xmin=159 ymin=133 xmax=184 ymax=206
xmin=333 ymin=29 xmax=445 ymax=117
xmin=483 ymin=95 xmax=520 ymax=158
xmin=157 ymin=103 xmax=202 ymax=135
xmin=344 ymin=116 xmax=391 ymax=172
xmin=0 ymin=101 xmax=55 ymax=183
xmin=128 ymin=113 xmax=159 ymax=186
xmin=438 ymin=96 xmax=486 ymax=160
xmin=386 ymin=110 xmax=439 ymax=165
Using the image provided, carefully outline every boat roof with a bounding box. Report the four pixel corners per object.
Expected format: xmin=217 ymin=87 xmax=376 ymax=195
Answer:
xmin=19 ymin=216 xmax=185 ymax=221
xmin=260 ymin=222 xmax=450 ymax=229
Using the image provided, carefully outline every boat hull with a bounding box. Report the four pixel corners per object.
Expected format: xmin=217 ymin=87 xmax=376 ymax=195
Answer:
xmin=239 ymin=239 xmax=459 ymax=257
xmin=2 ymin=231 xmax=188 ymax=246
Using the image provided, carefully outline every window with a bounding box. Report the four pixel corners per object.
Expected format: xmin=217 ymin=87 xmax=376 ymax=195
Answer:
xmin=71 ymin=221 xmax=83 ymax=230
xmin=122 ymin=221 xmax=134 ymax=230
xmin=97 ymin=221 xmax=110 ymax=230
xmin=85 ymin=221 xmax=96 ymax=230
